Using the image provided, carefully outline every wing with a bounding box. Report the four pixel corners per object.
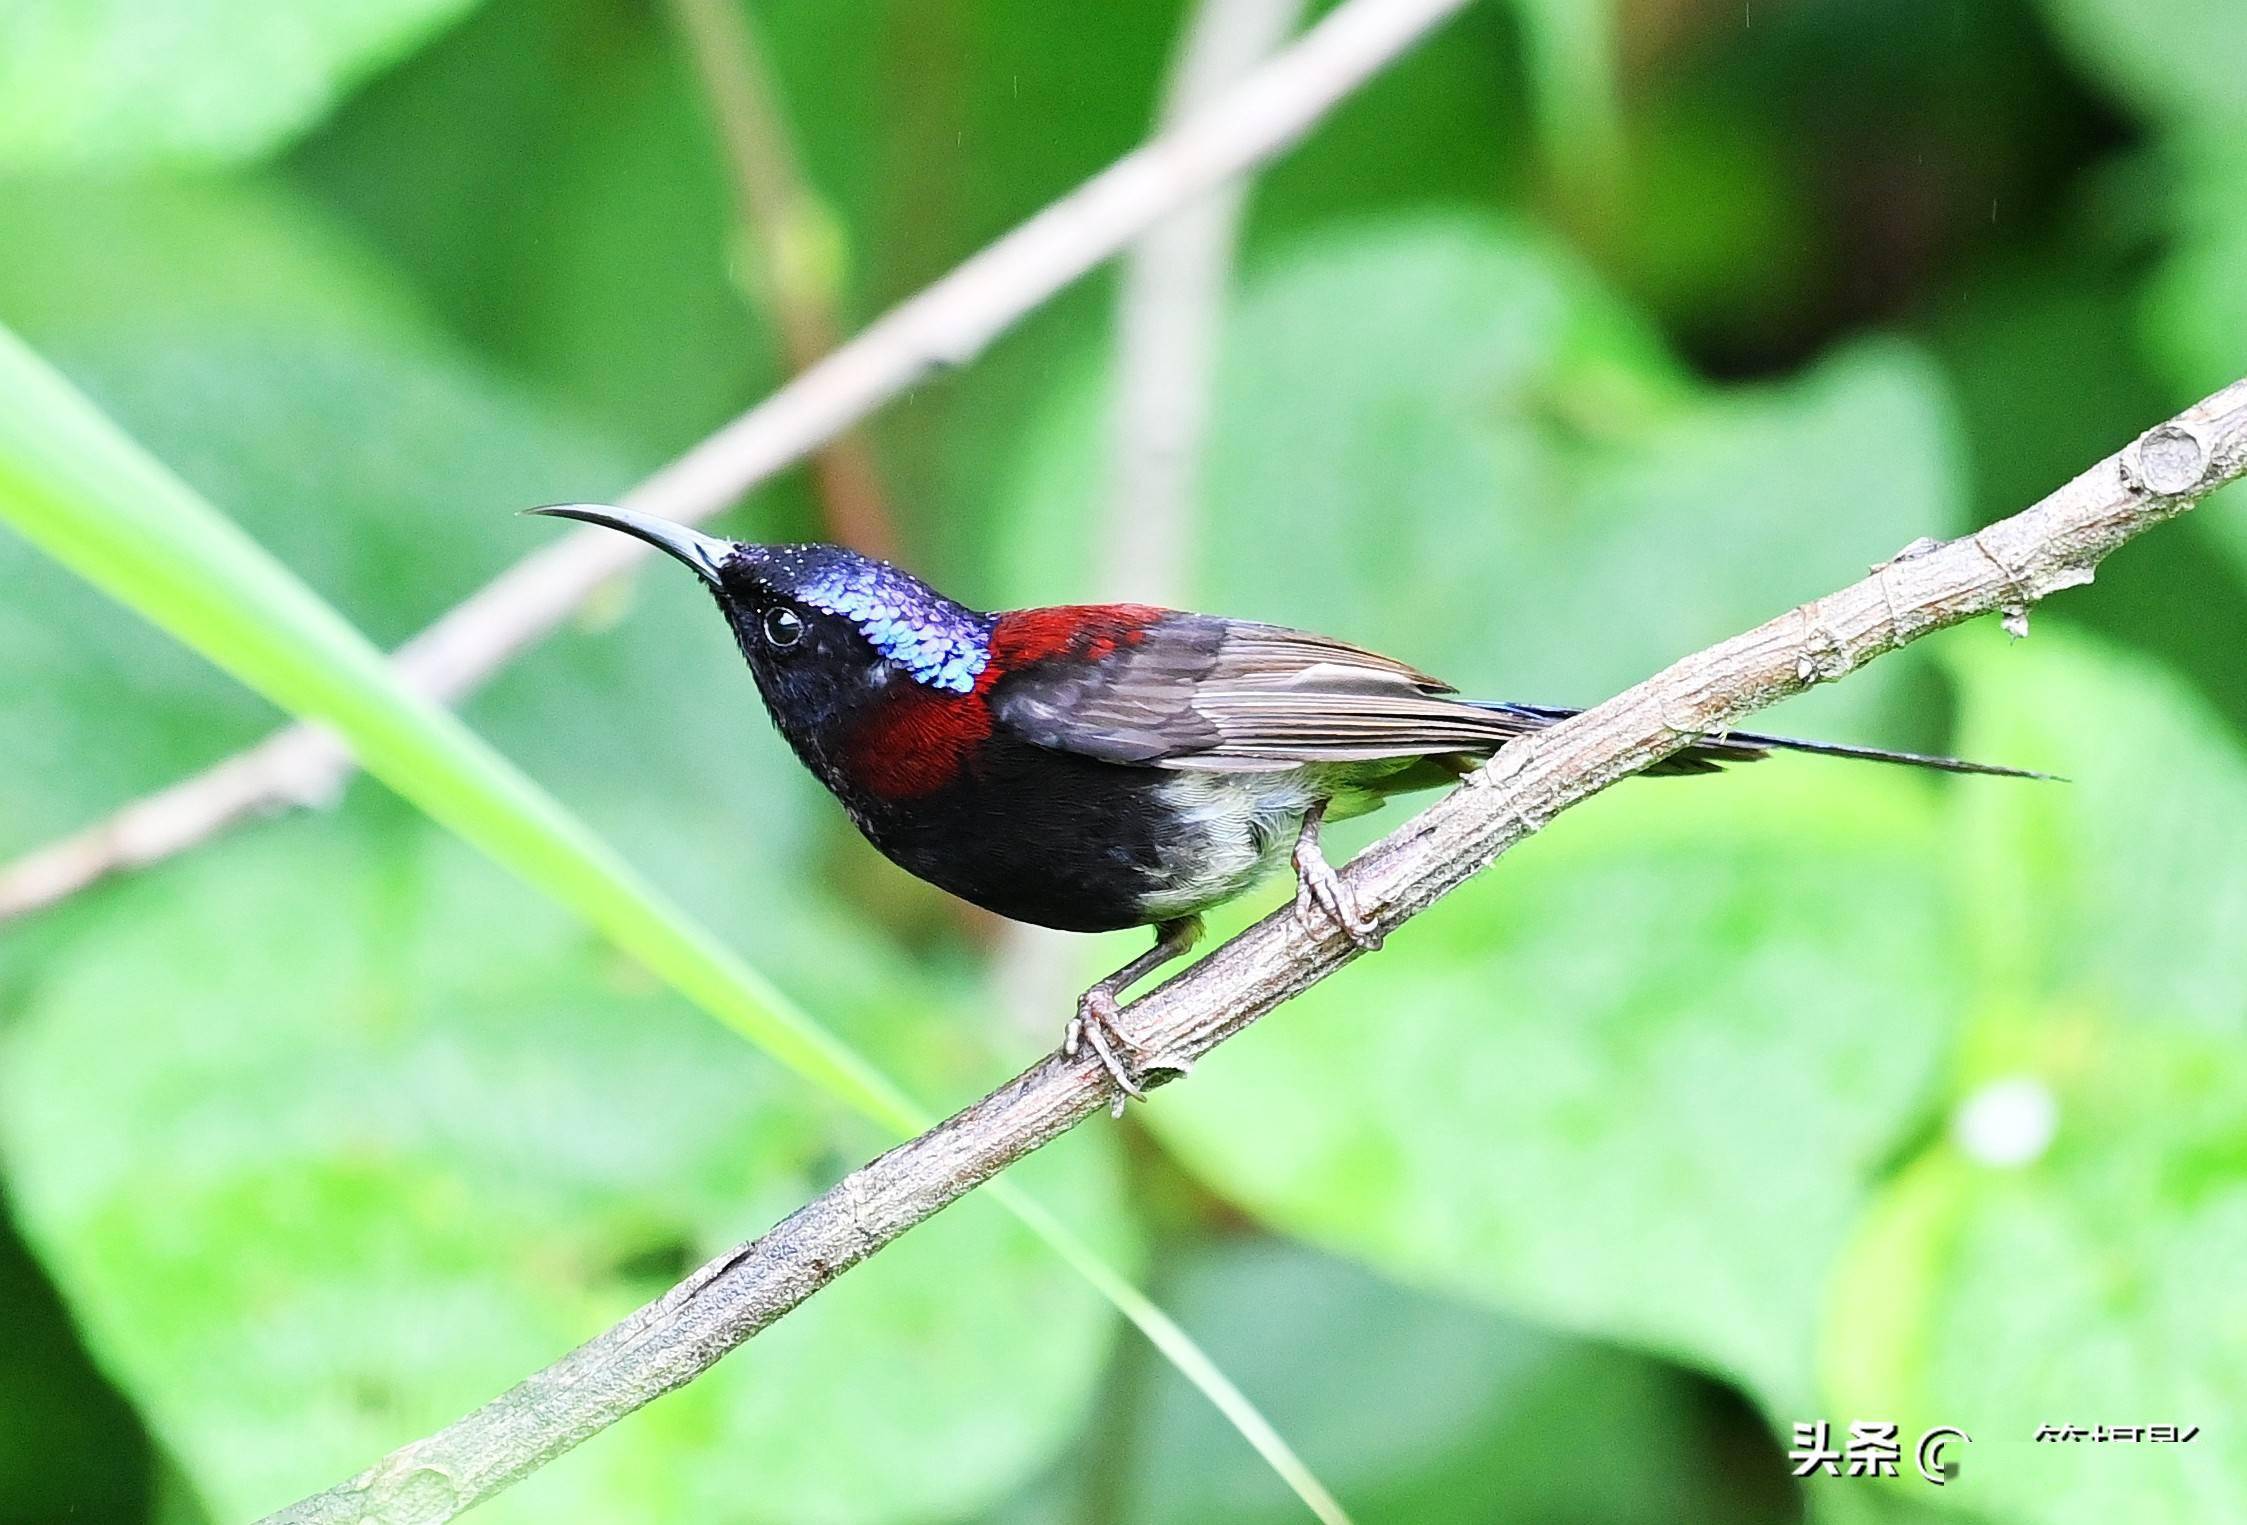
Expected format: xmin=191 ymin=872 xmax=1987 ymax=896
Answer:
xmin=986 ymin=609 xmax=1531 ymax=771
xmin=985 ymin=608 xmax=2052 ymax=781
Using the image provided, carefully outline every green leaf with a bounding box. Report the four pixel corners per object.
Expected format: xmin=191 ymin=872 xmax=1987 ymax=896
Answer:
xmin=1822 ymin=1020 xmax=2247 ymax=1522
xmin=1922 ymin=247 xmax=2177 ymax=532
xmin=0 ymin=178 xmax=642 ymax=852
xmin=1812 ymin=632 xmax=2247 ymax=1522
xmin=0 ymin=0 xmax=485 ymax=168
xmin=2139 ymin=142 xmax=2247 ymax=584
xmin=1946 ymin=629 xmax=2247 ymax=1036
xmin=294 ymin=0 xmax=789 ymax=455
xmin=2142 ymin=143 xmax=2247 ymax=399
xmin=1108 ymin=1239 xmax=1797 ymax=1525
xmin=1132 ymin=760 xmax=1962 ymax=1412
xmin=0 ymin=1209 xmax=152 ymax=1524
xmin=2037 ymin=0 xmax=2247 ymax=132
xmin=0 ymin=807 xmax=1128 ymax=1523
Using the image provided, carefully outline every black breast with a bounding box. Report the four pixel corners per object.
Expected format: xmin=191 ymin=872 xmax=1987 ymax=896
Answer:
xmin=854 ymin=734 xmax=1180 ymax=934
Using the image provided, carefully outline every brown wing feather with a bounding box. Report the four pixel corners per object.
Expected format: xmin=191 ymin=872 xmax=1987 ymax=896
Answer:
xmin=990 ymin=615 xmax=1529 ymax=770
xmin=989 ymin=612 xmax=2048 ymax=781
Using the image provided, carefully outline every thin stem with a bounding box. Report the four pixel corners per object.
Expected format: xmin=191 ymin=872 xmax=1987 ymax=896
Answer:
xmin=1105 ymin=0 xmax=1310 ymax=600
xmin=1512 ymin=0 xmax=1624 ymax=192
xmin=662 ymin=0 xmax=900 ymax=558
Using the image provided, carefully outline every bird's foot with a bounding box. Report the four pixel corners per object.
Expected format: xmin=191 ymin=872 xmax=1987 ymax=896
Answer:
xmin=1292 ymin=820 xmax=1384 ymax=951
xmin=1065 ymin=984 xmax=1194 ymax=1119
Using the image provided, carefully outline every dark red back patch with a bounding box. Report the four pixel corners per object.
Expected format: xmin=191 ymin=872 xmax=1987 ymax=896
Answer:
xmin=984 ymin=604 xmax=1161 ymax=675
xmin=845 ymin=606 xmax=1166 ymax=799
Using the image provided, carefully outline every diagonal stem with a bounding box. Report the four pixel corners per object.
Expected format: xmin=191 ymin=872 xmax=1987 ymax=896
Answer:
xmin=662 ymin=0 xmax=900 ymax=559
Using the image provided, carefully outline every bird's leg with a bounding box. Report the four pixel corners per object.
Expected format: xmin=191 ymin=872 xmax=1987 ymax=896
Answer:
xmin=1292 ymin=800 xmax=1384 ymax=950
xmin=1066 ymin=916 xmax=1203 ymax=1117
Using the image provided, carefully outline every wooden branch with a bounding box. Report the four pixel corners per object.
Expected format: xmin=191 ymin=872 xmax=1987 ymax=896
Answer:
xmin=266 ymin=380 xmax=2247 ymax=1525
xmin=0 ymin=0 xmax=1475 ymax=925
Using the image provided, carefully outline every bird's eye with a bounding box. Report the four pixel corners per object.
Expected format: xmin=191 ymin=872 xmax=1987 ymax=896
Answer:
xmin=762 ymin=606 xmax=804 ymax=649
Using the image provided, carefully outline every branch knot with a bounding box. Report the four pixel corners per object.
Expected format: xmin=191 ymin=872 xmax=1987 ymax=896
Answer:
xmin=1791 ymin=599 xmax=1851 ymax=682
xmin=2129 ymin=421 xmax=2211 ymax=497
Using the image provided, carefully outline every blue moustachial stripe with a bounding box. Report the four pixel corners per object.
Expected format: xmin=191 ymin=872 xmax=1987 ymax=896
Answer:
xmin=794 ymin=557 xmax=993 ymax=694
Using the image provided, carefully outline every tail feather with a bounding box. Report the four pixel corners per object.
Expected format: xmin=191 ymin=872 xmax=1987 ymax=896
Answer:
xmin=1473 ymin=702 xmax=2057 ymax=781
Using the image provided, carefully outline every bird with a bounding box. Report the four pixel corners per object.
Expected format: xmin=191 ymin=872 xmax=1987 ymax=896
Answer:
xmin=531 ymin=504 xmax=2044 ymax=1109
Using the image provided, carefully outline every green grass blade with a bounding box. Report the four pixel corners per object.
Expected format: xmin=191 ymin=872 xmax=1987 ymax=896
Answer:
xmin=0 ymin=329 xmax=910 ymax=1132
xmin=0 ymin=323 xmax=1346 ymax=1523
xmin=988 ymin=1180 xmax=1351 ymax=1525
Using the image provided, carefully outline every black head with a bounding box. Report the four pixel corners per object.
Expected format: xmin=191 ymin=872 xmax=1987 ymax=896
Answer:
xmin=528 ymin=504 xmax=994 ymax=781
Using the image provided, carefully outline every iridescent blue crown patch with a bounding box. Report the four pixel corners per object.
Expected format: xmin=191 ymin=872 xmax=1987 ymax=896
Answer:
xmin=758 ymin=546 xmax=993 ymax=694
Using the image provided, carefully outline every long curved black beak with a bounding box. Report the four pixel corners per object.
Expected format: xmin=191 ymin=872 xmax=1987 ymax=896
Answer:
xmin=526 ymin=503 xmax=735 ymax=586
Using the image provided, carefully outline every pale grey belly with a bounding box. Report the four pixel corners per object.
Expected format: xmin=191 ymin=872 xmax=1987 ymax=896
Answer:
xmin=1134 ymin=768 xmax=1320 ymax=921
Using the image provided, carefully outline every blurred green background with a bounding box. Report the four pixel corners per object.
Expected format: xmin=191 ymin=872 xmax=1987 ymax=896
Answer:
xmin=2 ymin=0 xmax=2244 ymax=1521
